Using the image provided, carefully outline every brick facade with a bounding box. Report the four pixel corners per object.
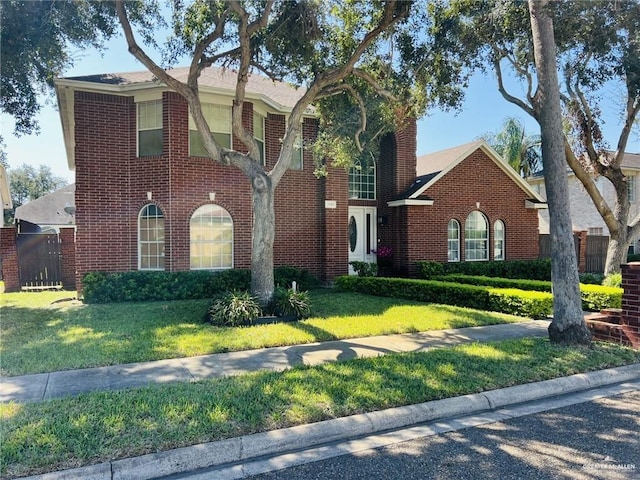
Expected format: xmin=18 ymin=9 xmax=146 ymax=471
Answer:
xmin=584 ymin=262 xmax=640 ymax=348
xmin=0 ymin=227 xmax=19 ymax=292
xmin=63 ymin=75 xmax=540 ymax=292
xmin=72 ymin=90 xmax=350 ymax=290
xmin=396 ymin=148 xmax=540 ymax=276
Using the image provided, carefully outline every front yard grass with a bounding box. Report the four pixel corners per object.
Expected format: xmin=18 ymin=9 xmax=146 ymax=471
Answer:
xmin=2 ymin=337 xmax=639 ymax=478
xmin=1 ymin=289 xmax=528 ymax=376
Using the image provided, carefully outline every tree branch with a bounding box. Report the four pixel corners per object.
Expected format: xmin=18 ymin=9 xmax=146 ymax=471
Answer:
xmin=227 ymin=1 xmax=262 ymax=163
xmin=352 ymin=68 xmax=398 ymax=102
xmin=270 ymin=0 xmax=409 ymax=185
xmin=563 ymin=138 xmax=620 ymax=235
xmin=492 ymin=54 xmax=536 ymax=118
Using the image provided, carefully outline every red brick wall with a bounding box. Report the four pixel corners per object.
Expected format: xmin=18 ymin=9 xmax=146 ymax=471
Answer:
xmin=0 ymin=227 xmax=19 ymax=292
xmin=621 ymin=262 xmax=640 ymax=347
xmin=398 ymin=148 xmax=540 ymax=275
xmin=73 ymin=90 xmax=338 ymax=289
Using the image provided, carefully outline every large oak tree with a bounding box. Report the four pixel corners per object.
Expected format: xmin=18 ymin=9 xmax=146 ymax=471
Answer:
xmin=114 ymin=0 xmax=413 ymax=304
xmin=409 ymin=0 xmax=639 ymax=276
xmin=528 ymin=0 xmax=591 ymax=345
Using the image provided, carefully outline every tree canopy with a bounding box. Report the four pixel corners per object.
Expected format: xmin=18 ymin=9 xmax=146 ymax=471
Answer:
xmin=0 ymin=0 xmax=120 ymax=136
xmin=113 ymin=0 xmax=421 ymax=303
xmin=8 ymin=164 xmax=67 ymax=210
xmin=402 ymin=0 xmax=639 ymax=275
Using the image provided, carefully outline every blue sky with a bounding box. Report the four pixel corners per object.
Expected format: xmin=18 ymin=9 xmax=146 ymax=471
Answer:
xmin=2 ymin=34 xmax=638 ymax=184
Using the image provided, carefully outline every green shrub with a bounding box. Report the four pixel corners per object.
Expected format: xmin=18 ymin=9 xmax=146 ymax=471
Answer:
xmin=580 ymin=284 xmax=622 ymax=311
xmin=207 ymin=290 xmax=262 ymax=327
xmin=627 ymin=253 xmax=640 ymax=262
xmin=349 ymin=261 xmax=378 ymax=277
xmin=82 ymin=267 xmax=319 ymax=304
xmin=579 ymin=272 xmax=605 ymax=285
xmin=417 ymin=261 xmax=445 ymax=279
xmin=416 ymin=259 xmax=551 ymax=281
xmin=431 ymin=273 xmax=621 ymax=312
xmin=274 ymin=265 xmax=321 ymax=290
xmin=487 ymin=288 xmax=553 ymax=319
xmin=602 ymin=273 xmax=622 ymax=288
xmin=334 ymin=276 xmax=551 ymax=318
xmin=435 ymin=274 xmax=550 ymax=292
xmin=271 ymin=287 xmax=312 ymax=319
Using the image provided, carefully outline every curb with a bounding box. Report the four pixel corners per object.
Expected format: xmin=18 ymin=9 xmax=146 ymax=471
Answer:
xmin=20 ymin=363 xmax=640 ymax=480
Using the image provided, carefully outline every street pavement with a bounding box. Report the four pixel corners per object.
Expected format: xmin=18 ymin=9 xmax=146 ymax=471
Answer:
xmin=186 ymin=388 xmax=640 ymax=480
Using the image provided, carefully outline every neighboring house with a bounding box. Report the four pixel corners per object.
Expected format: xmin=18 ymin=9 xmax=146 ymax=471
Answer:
xmin=53 ymin=66 xmax=544 ymax=289
xmin=14 ymin=184 xmax=76 ymax=233
xmin=0 ymin=164 xmax=11 ymax=216
xmin=527 ymin=152 xmax=640 ymax=252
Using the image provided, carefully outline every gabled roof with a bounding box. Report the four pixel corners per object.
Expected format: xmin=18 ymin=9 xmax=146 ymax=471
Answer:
xmin=0 ymin=164 xmax=11 ymax=210
xmin=14 ymin=184 xmax=76 ymax=226
xmin=388 ymin=140 xmax=547 ymax=208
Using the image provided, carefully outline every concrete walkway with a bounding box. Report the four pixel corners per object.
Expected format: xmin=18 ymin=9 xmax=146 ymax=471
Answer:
xmin=1 ymin=320 xmax=550 ymax=403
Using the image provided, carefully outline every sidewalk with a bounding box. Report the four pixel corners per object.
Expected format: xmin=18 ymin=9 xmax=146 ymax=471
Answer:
xmin=4 ymin=319 xmax=640 ymax=480
xmin=1 ymin=320 xmax=550 ymax=403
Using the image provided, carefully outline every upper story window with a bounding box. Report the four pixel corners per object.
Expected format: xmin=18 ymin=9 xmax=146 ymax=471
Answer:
xmin=138 ymin=100 xmax=163 ymax=157
xmin=189 ymin=104 xmax=232 ymax=157
xmin=253 ymin=113 xmax=265 ymax=165
xmin=494 ymin=220 xmax=505 ymax=261
xmin=290 ymin=133 xmax=303 ymax=170
xmin=349 ymin=159 xmax=376 ymax=200
xmin=139 ymin=204 xmax=165 ymax=270
xmin=448 ymin=219 xmax=460 ymax=262
xmin=465 ymin=211 xmax=489 ymax=261
xmin=628 ymin=175 xmax=636 ymax=203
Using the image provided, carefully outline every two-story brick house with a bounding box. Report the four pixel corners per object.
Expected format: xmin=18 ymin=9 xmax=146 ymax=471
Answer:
xmin=52 ymin=66 xmax=545 ymax=290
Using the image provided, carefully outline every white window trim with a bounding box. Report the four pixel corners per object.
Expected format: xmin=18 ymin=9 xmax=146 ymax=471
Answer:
xmin=138 ymin=204 xmax=165 ymax=271
xmin=494 ymin=220 xmax=505 ymax=261
xmin=465 ymin=211 xmax=489 ymax=262
xmin=628 ymin=175 xmax=636 ymax=203
xmin=137 ymin=100 xmax=163 ymax=157
xmin=190 ymin=204 xmax=234 ymax=270
xmin=189 ymin=103 xmax=233 ymax=156
xmin=253 ymin=112 xmax=266 ymax=165
xmin=448 ymin=219 xmax=460 ymax=262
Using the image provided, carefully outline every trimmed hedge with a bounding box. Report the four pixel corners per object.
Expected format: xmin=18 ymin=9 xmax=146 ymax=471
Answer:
xmin=581 ymin=284 xmax=622 ymax=311
xmin=416 ymin=259 xmax=552 ymax=281
xmin=432 ymin=274 xmax=621 ymax=311
xmin=434 ymin=274 xmax=550 ymax=292
xmin=334 ymin=276 xmax=552 ymax=319
xmin=82 ymin=266 xmax=320 ymax=304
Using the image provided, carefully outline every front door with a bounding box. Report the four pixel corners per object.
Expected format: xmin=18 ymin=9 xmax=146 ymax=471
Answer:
xmin=348 ymin=206 xmax=377 ymax=274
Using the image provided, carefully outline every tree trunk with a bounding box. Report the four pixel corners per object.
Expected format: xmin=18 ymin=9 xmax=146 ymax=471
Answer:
xmin=528 ymin=0 xmax=591 ymax=345
xmin=605 ymin=233 xmax=630 ymax=277
xmin=250 ymin=172 xmax=275 ymax=307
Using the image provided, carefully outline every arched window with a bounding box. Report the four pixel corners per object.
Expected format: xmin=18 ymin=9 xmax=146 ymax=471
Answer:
xmin=448 ymin=219 xmax=460 ymax=262
xmin=494 ymin=220 xmax=505 ymax=261
xmin=465 ymin=211 xmax=489 ymax=261
xmin=190 ymin=204 xmax=233 ymax=270
xmin=139 ymin=204 xmax=165 ymax=270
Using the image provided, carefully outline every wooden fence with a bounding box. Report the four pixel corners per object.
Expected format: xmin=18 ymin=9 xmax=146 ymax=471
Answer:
xmin=539 ymin=233 xmax=608 ymax=274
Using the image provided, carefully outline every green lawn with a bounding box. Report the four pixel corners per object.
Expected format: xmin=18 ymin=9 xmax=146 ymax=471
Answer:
xmin=2 ymin=337 xmax=638 ymax=478
xmin=1 ymin=289 xmax=528 ymax=376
